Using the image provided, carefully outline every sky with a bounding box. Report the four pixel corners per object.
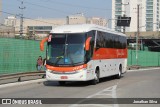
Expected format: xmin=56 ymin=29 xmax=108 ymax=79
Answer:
xmin=1 ymin=0 xmax=112 ymax=20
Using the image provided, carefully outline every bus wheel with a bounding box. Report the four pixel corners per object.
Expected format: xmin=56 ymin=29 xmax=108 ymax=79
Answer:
xmin=59 ymin=81 xmax=66 ymax=86
xmin=91 ymin=69 xmax=99 ymax=85
xmin=116 ymin=65 xmax=122 ymax=79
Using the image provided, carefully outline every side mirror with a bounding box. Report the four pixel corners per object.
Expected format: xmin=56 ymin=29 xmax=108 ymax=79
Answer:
xmin=85 ymin=37 xmax=92 ymax=51
xmin=40 ymin=37 xmax=48 ymax=51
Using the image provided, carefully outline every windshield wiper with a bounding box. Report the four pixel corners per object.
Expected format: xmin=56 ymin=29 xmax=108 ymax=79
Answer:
xmin=54 ymin=56 xmax=64 ymax=65
xmin=54 ymin=45 xmax=65 ymax=65
xmin=73 ymin=61 xmax=84 ymax=65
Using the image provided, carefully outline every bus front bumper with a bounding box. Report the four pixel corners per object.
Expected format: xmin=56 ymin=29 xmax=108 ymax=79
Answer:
xmin=46 ymin=69 xmax=92 ymax=81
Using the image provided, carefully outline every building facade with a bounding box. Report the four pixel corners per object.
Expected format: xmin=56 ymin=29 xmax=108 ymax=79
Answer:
xmin=87 ymin=17 xmax=107 ymax=27
xmin=66 ymin=13 xmax=86 ymax=25
xmin=0 ymin=25 xmax=15 ymax=37
xmin=13 ymin=18 xmax=66 ymax=37
xmin=4 ymin=16 xmax=17 ymax=27
xmin=4 ymin=14 xmax=107 ymax=37
xmin=112 ymin=0 xmax=160 ymax=32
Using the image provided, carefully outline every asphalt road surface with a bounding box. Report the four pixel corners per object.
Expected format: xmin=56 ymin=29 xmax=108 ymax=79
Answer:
xmin=0 ymin=68 xmax=160 ymax=107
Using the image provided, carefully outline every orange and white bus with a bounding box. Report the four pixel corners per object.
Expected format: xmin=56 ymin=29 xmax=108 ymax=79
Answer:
xmin=40 ymin=24 xmax=127 ymax=85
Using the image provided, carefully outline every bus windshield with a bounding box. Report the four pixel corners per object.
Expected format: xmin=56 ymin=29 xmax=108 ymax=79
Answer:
xmin=47 ymin=33 xmax=86 ymax=66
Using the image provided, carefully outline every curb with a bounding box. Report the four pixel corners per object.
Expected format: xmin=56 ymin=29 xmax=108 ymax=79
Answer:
xmin=127 ymin=67 xmax=160 ymax=72
xmin=0 ymin=79 xmax=46 ymax=89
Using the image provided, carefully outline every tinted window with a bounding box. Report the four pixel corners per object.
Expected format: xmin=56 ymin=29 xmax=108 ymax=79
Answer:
xmin=51 ymin=35 xmax=66 ymax=44
xmin=96 ymin=31 xmax=106 ymax=48
xmin=96 ymin=31 xmax=126 ymax=49
xmin=67 ymin=34 xmax=85 ymax=44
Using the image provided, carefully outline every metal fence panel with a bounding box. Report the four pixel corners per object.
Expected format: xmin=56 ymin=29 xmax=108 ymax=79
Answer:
xmin=0 ymin=38 xmax=160 ymax=75
xmin=128 ymin=50 xmax=160 ymax=67
xmin=0 ymin=38 xmax=45 ymax=75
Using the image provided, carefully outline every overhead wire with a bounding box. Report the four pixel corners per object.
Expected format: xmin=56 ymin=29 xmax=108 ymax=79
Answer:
xmin=16 ymin=0 xmax=71 ymax=15
xmin=0 ymin=10 xmax=60 ymax=25
xmin=3 ymin=0 xmax=143 ymax=25
xmin=39 ymin=0 xmax=112 ymax=11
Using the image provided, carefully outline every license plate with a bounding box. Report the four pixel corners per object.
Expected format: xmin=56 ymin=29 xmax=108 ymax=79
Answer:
xmin=61 ymin=76 xmax=68 ymax=79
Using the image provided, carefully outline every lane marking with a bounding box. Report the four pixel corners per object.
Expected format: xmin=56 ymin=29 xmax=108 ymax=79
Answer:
xmin=0 ymin=79 xmax=46 ymax=89
xmin=87 ymin=85 xmax=117 ymax=98
xmin=69 ymin=85 xmax=119 ymax=107
xmin=127 ymin=67 xmax=160 ymax=72
xmin=0 ymin=67 xmax=159 ymax=88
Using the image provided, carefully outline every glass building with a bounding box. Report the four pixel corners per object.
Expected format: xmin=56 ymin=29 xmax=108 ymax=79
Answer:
xmin=112 ymin=0 xmax=160 ymax=32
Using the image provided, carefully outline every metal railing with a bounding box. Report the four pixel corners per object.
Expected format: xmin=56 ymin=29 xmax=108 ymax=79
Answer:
xmin=0 ymin=71 xmax=45 ymax=82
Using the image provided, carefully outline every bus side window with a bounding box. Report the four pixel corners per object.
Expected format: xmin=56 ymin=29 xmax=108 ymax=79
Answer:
xmin=96 ymin=31 xmax=100 ymax=49
xmin=108 ymin=33 xmax=113 ymax=48
xmin=96 ymin=31 xmax=105 ymax=49
xmin=105 ymin=33 xmax=113 ymax=48
xmin=114 ymin=35 xmax=119 ymax=48
xmin=119 ymin=36 xmax=126 ymax=49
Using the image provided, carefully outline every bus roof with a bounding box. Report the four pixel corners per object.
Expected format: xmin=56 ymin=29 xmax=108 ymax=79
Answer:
xmin=50 ymin=24 xmax=126 ymax=37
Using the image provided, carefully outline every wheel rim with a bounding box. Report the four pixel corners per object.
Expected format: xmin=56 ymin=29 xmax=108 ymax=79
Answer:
xmin=118 ymin=71 xmax=121 ymax=77
xmin=95 ymin=71 xmax=99 ymax=83
xmin=119 ymin=66 xmax=122 ymax=77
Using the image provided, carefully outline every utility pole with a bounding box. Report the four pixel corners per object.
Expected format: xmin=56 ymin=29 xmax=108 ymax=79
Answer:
xmin=19 ymin=0 xmax=25 ymax=38
xmin=136 ymin=4 xmax=140 ymax=65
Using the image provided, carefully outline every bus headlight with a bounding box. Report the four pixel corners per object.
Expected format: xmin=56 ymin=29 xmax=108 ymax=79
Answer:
xmin=77 ymin=68 xmax=87 ymax=72
xmin=47 ymin=68 xmax=87 ymax=74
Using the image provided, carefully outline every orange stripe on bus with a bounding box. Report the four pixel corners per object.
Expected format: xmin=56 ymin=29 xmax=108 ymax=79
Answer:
xmin=46 ymin=64 xmax=87 ymax=72
xmin=92 ymin=48 xmax=127 ymax=60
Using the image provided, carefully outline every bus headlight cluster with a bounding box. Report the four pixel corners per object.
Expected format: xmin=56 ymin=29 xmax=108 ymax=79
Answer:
xmin=77 ymin=68 xmax=87 ymax=72
xmin=47 ymin=68 xmax=87 ymax=74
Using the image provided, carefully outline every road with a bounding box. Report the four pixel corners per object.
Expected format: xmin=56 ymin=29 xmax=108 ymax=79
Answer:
xmin=0 ymin=68 xmax=160 ymax=107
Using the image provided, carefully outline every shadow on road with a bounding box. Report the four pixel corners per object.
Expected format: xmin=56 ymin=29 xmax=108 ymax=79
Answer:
xmin=43 ymin=75 xmax=124 ymax=87
xmin=100 ymin=75 xmax=124 ymax=83
xmin=43 ymin=81 xmax=90 ymax=87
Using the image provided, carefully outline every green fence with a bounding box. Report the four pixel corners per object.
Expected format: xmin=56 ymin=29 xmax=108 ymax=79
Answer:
xmin=128 ymin=50 xmax=160 ymax=66
xmin=0 ymin=38 xmax=160 ymax=75
xmin=0 ymin=38 xmax=45 ymax=75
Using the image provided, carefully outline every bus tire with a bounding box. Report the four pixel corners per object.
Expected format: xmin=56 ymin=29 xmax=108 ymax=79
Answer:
xmin=59 ymin=81 xmax=66 ymax=86
xmin=116 ymin=65 xmax=122 ymax=79
xmin=91 ymin=69 xmax=100 ymax=85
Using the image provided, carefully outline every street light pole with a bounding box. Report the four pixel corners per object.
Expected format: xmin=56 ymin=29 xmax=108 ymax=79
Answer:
xmin=136 ymin=4 xmax=140 ymax=65
xmin=158 ymin=21 xmax=160 ymax=38
xmin=156 ymin=22 xmax=160 ymax=38
xmin=123 ymin=14 xmax=126 ymax=34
